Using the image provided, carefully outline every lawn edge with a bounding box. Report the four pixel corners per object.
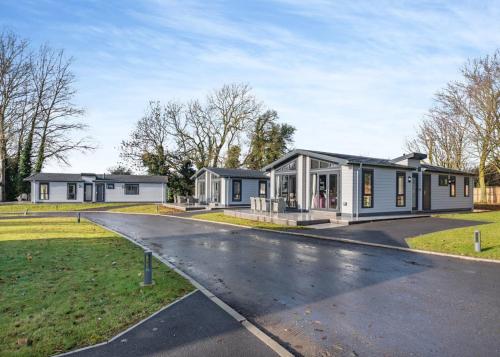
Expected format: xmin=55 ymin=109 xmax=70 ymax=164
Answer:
xmin=87 ymin=217 xmax=293 ymax=357
xmin=160 ymin=214 xmax=500 ymax=264
xmin=53 ymin=289 xmax=199 ymax=357
xmin=6 ymin=211 xmax=499 ymax=264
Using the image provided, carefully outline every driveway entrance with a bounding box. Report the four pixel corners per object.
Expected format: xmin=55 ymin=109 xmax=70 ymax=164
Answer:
xmin=86 ymin=213 xmax=500 ymax=357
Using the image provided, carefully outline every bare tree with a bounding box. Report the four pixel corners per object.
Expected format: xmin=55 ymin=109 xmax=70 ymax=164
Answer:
xmin=167 ymin=83 xmax=261 ymax=168
xmin=443 ymin=50 xmax=499 ymax=202
xmin=406 ymin=49 xmax=500 ymax=202
xmin=120 ymin=101 xmax=178 ymax=174
xmin=32 ymin=48 xmax=89 ymax=172
xmin=0 ymin=31 xmax=30 ymax=201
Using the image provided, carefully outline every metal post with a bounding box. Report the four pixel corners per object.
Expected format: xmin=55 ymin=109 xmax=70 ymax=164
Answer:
xmin=143 ymin=251 xmax=153 ymax=286
xmin=474 ymin=230 xmax=481 ymax=253
xmin=77 ymin=212 xmax=80 ymax=223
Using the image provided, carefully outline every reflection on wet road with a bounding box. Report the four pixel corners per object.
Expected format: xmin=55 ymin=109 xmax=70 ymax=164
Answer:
xmin=86 ymin=213 xmax=500 ymax=357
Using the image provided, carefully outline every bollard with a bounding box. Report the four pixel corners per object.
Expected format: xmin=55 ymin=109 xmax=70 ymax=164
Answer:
xmin=77 ymin=212 xmax=81 ymax=223
xmin=143 ymin=251 xmax=153 ymax=286
xmin=474 ymin=230 xmax=481 ymax=253
xmin=156 ymin=204 xmax=159 ymax=214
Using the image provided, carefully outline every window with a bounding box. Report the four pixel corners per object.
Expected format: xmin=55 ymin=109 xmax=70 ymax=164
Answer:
xmin=39 ymin=182 xmax=49 ymax=200
xmin=464 ymin=177 xmax=470 ymax=197
xmin=310 ymin=159 xmax=335 ymax=170
xmin=396 ymin=172 xmax=406 ymax=207
xmin=107 ymin=183 xmax=115 ymax=189
xmin=67 ymin=183 xmax=77 ymax=200
xmin=449 ymin=176 xmax=456 ymax=197
xmin=124 ymin=184 xmax=139 ymax=195
xmin=259 ymin=180 xmax=267 ymax=198
xmin=276 ymin=160 xmax=296 ymax=172
xmin=361 ymin=169 xmax=374 ymax=208
xmin=439 ymin=175 xmax=448 ymax=186
xmin=232 ymin=179 xmax=242 ymax=201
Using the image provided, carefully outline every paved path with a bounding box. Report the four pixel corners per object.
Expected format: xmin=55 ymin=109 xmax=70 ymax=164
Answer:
xmin=72 ymin=291 xmax=277 ymax=357
xmin=86 ymin=213 xmax=500 ymax=357
xmin=291 ymin=217 xmax=485 ymax=247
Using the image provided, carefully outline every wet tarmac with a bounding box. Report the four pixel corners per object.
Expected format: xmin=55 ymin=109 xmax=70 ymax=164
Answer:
xmin=85 ymin=213 xmax=500 ymax=357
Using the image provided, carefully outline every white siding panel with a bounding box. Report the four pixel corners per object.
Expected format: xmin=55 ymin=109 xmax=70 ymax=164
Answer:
xmin=359 ymin=167 xmax=412 ymax=214
xmin=104 ymin=183 xmax=164 ymax=202
xmin=340 ymin=166 xmax=354 ymax=216
xmin=33 ymin=181 xmax=84 ymax=203
xmin=228 ymin=178 xmax=264 ymax=205
xmin=430 ymin=174 xmax=473 ymax=210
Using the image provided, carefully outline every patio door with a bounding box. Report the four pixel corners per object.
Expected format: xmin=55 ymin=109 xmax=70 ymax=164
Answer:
xmin=276 ymin=174 xmax=297 ymax=209
xmin=212 ymin=180 xmax=220 ymax=203
xmin=311 ymin=172 xmax=339 ymax=210
xmin=96 ymin=183 xmax=105 ymax=202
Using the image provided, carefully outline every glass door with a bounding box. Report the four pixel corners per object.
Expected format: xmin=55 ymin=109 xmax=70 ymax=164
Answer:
xmin=318 ymin=174 xmax=327 ymax=208
xmin=328 ymin=174 xmax=338 ymax=209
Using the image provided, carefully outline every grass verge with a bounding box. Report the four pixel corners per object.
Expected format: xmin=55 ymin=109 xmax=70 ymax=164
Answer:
xmin=0 ymin=217 xmax=193 ymax=356
xmin=107 ymin=204 xmax=181 ymax=215
xmin=407 ymin=211 xmax=500 ymax=260
xmin=191 ymin=212 xmax=307 ymax=230
xmin=0 ymin=203 xmax=140 ymax=214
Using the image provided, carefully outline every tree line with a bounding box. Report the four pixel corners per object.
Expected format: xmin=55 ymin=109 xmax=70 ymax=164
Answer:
xmin=119 ymin=83 xmax=296 ymax=196
xmin=0 ymin=31 xmax=92 ymax=201
xmin=406 ymin=49 xmax=500 ymax=202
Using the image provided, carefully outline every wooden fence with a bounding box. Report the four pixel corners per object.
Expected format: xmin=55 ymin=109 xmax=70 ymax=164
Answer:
xmin=474 ymin=186 xmax=500 ymax=204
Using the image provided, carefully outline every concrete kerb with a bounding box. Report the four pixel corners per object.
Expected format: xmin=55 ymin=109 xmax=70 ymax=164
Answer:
xmin=87 ymin=218 xmax=293 ymax=357
xmin=53 ymin=289 xmax=199 ymax=357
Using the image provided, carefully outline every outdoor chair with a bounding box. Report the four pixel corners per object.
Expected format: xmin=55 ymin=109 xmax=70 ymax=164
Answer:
xmin=250 ymin=197 xmax=256 ymax=211
xmin=273 ymin=198 xmax=286 ymax=213
xmin=260 ymin=197 xmax=268 ymax=212
xmin=255 ymin=196 xmax=262 ymax=211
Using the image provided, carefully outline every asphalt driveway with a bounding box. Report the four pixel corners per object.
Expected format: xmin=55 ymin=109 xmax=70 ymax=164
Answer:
xmin=86 ymin=213 xmax=500 ymax=357
xmin=291 ymin=216 xmax=486 ymax=247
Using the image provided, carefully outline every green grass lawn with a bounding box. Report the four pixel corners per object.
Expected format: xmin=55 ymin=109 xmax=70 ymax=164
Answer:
xmin=407 ymin=211 xmax=500 ymax=260
xmin=0 ymin=217 xmax=193 ymax=357
xmin=0 ymin=202 xmax=139 ymax=214
xmin=191 ymin=212 xmax=307 ymax=230
xmin=108 ymin=204 xmax=181 ymax=215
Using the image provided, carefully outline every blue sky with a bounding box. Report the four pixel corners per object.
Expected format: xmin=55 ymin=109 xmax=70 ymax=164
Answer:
xmin=1 ymin=0 xmax=499 ymax=173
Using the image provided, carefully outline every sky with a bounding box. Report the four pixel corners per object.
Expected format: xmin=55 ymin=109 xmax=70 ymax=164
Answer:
xmin=1 ymin=0 xmax=499 ymax=173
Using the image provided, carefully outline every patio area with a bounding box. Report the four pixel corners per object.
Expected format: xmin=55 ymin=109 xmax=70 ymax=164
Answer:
xmin=224 ymin=209 xmax=432 ymax=227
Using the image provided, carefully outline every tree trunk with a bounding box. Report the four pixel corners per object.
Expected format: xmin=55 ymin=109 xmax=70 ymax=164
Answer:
xmin=478 ymin=153 xmax=487 ymax=203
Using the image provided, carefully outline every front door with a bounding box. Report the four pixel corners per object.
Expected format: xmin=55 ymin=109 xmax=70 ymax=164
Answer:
xmin=412 ymin=173 xmax=419 ymax=211
xmin=96 ymin=183 xmax=105 ymax=202
xmin=422 ymin=174 xmax=431 ymax=211
xmin=84 ymin=183 xmax=93 ymax=202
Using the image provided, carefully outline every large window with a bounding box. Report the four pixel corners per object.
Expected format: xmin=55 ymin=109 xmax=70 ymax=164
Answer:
xmin=39 ymin=182 xmax=49 ymax=200
xmin=67 ymin=183 xmax=77 ymax=200
xmin=439 ymin=175 xmax=448 ymax=186
xmin=464 ymin=177 xmax=470 ymax=197
xmin=449 ymin=176 xmax=456 ymax=197
xmin=232 ymin=180 xmax=242 ymax=201
xmin=258 ymin=180 xmax=267 ymax=198
xmin=396 ymin=172 xmax=406 ymax=207
xmin=362 ymin=169 xmax=374 ymax=208
xmin=125 ymin=184 xmax=139 ymax=195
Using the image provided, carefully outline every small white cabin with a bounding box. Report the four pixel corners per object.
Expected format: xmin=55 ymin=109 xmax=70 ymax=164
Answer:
xmin=25 ymin=173 xmax=168 ymax=203
xmin=192 ymin=167 xmax=269 ymax=207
